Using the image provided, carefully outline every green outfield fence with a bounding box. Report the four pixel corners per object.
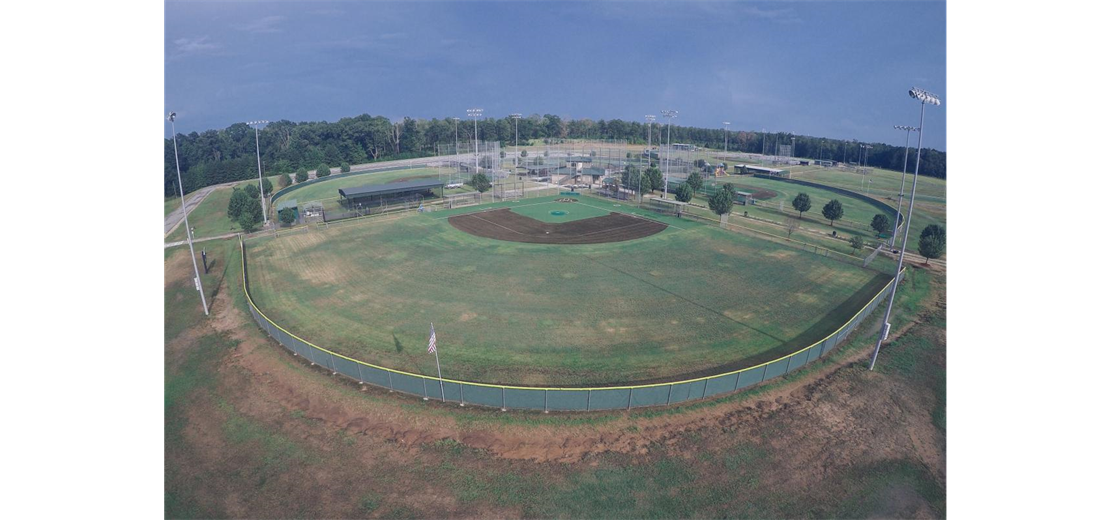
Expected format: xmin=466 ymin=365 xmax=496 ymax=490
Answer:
xmin=241 ymin=236 xmax=906 ymax=412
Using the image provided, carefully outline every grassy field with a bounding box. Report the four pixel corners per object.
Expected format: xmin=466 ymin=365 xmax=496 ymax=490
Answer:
xmin=791 ymin=165 xmax=947 ymax=202
xmin=244 ymin=197 xmax=888 ymax=385
xmin=787 ymin=167 xmax=947 ymax=251
xmin=165 ymin=176 xmax=284 ymax=242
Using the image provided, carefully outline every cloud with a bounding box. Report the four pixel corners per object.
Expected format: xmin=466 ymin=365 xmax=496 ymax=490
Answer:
xmin=742 ymin=6 xmax=803 ymax=24
xmin=172 ymin=36 xmax=219 ymax=55
xmin=241 ymin=15 xmax=285 ymax=34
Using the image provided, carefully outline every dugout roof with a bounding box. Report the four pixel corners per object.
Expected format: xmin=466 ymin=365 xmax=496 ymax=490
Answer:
xmin=338 ymin=179 xmax=444 ymax=199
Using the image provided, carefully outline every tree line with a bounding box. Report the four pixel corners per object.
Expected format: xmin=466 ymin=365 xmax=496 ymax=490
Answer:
xmin=165 ymin=114 xmax=946 ymax=197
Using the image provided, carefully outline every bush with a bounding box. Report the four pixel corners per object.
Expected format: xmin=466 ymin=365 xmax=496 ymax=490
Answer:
xmin=521 ymin=150 xmax=528 ymax=158
xmin=261 ymin=177 xmax=273 ymax=196
xmin=340 ymin=162 xmax=351 ymax=173
xmin=278 ymin=173 xmax=291 ymax=189
xmin=685 ymin=172 xmax=703 ymax=192
xmin=850 ymin=235 xmax=864 ymax=255
xmin=238 ymin=199 xmax=263 ymax=233
xmin=295 ymin=168 xmax=308 ymax=183
xmin=469 ymin=173 xmax=492 ymax=193
xmin=316 ymin=163 xmax=330 ymax=178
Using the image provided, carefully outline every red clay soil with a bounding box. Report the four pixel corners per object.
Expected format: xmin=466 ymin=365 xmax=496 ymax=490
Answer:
xmin=448 ymin=208 xmax=667 ymax=244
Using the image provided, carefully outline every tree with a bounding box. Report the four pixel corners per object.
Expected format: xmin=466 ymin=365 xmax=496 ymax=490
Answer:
xmin=295 ymin=168 xmax=308 ymax=183
xmin=278 ymin=173 xmax=291 ymax=189
xmin=643 ymin=167 xmax=663 ymax=193
xmin=470 ymin=173 xmax=492 ymax=193
xmin=920 ymin=224 xmax=946 ymax=246
xmin=792 ymin=193 xmax=812 ymax=218
xmin=708 ymin=187 xmax=734 ymax=216
xmin=918 ymin=235 xmax=945 ymax=264
xmin=822 ymin=199 xmax=844 ymax=226
xmin=849 ymin=235 xmax=864 ymax=255
xmin=871 ymin=214 xmax=892 ymax=236
xmin=622 ymin=165 xmax=640 ymax=191
xmin=918 ymin=225 xmax=946 ymax=264
xmin=227 ymin=188 xmax=249 ymax=220
xmin=278 ymin=207 xmax=296 ymax=226
xmin=261 ymin=177 xmax=273 ymax=196
xmin=244 ymin=183 xmax=260 ymax=199
xmin=785 ymin=218 xmax=800 ymax=238
xmin=674 ymin=183 xmax=693 ymax=203
xmin=521 ymin=150 xmax=528 ymax=158
xmin=340 ymin=162 xmax=351 ymax=173
xmin=685 ymin=172 xmax=703 ymax=193
xmin=316 ymin=163 xmax=330 ymax=178
xmin=238 ymin=199 xmax=263 ymax=233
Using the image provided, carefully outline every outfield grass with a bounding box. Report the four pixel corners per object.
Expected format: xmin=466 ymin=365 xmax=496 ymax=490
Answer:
xmin=245 ymin=198 xmax=887 ymax=385
xmin=696 ymin=175 xmax=892 ymax=231
xmin=791 ymin=165 xmax=947 ymax=202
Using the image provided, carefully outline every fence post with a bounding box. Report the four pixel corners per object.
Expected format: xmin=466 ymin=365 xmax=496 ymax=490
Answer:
xmin=501 ymin=387 xmax=506 ymax=412
xmin=356 ymin=364 xmax=365 ymax=385
xmin=459 ymin=384 xmax=465 ymax=407
xmin=586 ymin=389 xmax=591 ymax=411
xmin=666 ymin=384 xmax=673 ymax=405
xmin=544 ymin=389 xmax=549 ymax=413
xmin=387 ymin=371 xmax=393 ymax=392
xmin=627 ymin=388 xmax=633 ymax=411
xmin=423 ymin=378 xmax=429 ymax=401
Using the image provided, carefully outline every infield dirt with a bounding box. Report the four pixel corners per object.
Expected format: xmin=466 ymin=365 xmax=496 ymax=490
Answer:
xmin=448 ymin=207 xmax=667 ymax=244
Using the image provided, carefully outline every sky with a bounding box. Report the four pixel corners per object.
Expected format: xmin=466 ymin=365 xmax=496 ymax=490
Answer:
xmin=165 ymin=1 xmax=946 ymax=150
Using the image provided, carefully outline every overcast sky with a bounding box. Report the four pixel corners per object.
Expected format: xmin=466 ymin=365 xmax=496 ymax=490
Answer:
xmin=165 ymin=1 xmax=946 ymax=150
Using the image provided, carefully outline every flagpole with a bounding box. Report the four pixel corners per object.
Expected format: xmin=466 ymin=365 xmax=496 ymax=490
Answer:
xmin=432 ymin=323 xmax=445 ymax=402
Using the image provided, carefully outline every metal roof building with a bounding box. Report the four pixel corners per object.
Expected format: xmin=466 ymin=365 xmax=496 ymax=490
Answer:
xmin=338 ymin=179 xmax=445 ymax=201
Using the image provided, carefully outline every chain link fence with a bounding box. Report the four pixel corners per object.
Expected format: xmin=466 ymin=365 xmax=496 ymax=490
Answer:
xmin=241 ymin=237 xmax=904 ymax=411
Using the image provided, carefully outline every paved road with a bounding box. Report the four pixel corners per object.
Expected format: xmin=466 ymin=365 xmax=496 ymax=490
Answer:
xmin=164 ymin=185 xmax=218 ymax=237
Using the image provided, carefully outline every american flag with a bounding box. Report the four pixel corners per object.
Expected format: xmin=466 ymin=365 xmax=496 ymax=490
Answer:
xmin=427 ymin=323 xmax=437 ymax=354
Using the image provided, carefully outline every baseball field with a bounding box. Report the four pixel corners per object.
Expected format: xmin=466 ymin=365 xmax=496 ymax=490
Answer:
xmin=243 ymin=196 xmax=891 ymax=385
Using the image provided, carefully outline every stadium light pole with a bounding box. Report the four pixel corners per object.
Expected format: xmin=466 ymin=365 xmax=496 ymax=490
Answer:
xmin=467 ymin=108 xmax=483 ymax=181
xmin=643 ymin=115 xmax=655 ymax=201
xmin=247 ymin=120 xmax=269 ymax=226
xmin=868 ymin=87 xmax=941 ymax=371
xmin=660 ymin=109 xmax=677 ymax=198
xmin=890 ymin=125 xmax=920 ymax=248
xmin=722 ymin=121 xmax=730 ymax=156
xmin=761 ymin=129 xmax=767 ymax=166
xmin=452 ymin=117 xmax=460 ymax=181
xmin=167 ymin=112 xmax=209 ymax=316
xmin=510 ymin=113 xmax=521 ymax=171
